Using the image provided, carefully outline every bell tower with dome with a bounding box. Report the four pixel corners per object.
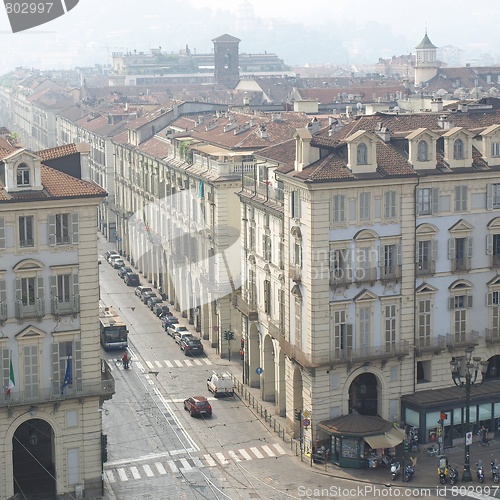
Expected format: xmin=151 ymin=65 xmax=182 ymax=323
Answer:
xmin=414 ymin=30 xmax=439 ymax=85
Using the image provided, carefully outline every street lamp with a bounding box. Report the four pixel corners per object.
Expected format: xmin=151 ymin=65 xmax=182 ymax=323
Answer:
xmin=450 ymin=347 xmax=488 ymax=482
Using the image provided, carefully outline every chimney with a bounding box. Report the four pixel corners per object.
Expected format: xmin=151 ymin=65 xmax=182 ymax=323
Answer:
xmin=431 ymin=97 xmax=443 ymax=112
xmin=438 ymin=114 xmax=454 ymax=130
xmin=307 ymin=117 xmax=320 ymax=135
xmin=375 ymin=122 xmax=390 ymax=142
xmin=294 ymin=128 xmax=319 ymax=172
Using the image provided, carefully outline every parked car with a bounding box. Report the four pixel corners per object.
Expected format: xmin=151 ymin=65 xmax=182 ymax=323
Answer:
xmin=112 ymin=258 xmax=125 ymax=269
xmin=124 ymin=273 xmax=140 ymax=287
xmin=154 ymin=304 xmax=170 ymax=317
xmin=104 ymin=250 xmax=115 ymax=260
xmin=135 ymin=286 xmax=152 ymax=298
xmin=147 ymin=296 xmax=163 ymax=310
xmin=161 ymin=314 xmax=179 ymax=331
xmin=167 ymin=324 xmax=188 ymax=339
xmin=207 ymin=371 xmax=234 ymax=398
xmin=175 ymin=331 xmax=194 ymax=345
xmin=142 ymin=291 xmax=158 ymax=304
xmin=118 ymin=266 xmax=133 ymax=278
xmin=180 ymin=337 xmax=204 ymax=356
xmin=107 ymin=253 xmax=121 ymax=265
xmin=183 ymin=396 xmax=212 ymax=418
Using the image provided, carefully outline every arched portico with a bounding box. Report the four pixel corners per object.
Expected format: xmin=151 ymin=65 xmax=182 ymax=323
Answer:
xmin=261 ymin=335 xmax=276 ymax=402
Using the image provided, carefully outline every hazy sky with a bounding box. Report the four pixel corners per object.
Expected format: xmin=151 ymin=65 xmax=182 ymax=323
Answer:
xmin=0 ymin=0 xmax=498 ymax=71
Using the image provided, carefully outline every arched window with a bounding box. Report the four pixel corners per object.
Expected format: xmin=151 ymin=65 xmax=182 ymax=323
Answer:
xmin=357 ymin=143 xmax=368 ymax=165
xmin=417 ymin=140 xmax=428 ymax=161
xmin=453 ymin=139 xmax=464 ymax=160
xmin=16 ymin=163 xmax=30 ymax=186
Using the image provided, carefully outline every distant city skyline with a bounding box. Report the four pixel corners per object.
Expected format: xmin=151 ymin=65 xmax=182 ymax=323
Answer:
xmin=0 ymin=0 xmax=498 ymax=72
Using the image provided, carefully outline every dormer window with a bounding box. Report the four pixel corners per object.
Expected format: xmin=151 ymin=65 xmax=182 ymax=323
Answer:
xmin=417 ymin=140 xmax=428 ymax=161
xmin=16 ymin=163 xmax=30 ymax=187
xmin=453 ymin=139 xmax=464 ymax=160
xmin=357 ymin=143 xmax=368 ymax=164
xmin=492 ymin=142 xmax=500 ymax=157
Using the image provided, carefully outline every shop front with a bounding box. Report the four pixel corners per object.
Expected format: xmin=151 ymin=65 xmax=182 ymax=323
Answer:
xmin=318 ymin=411 xmax=405 ymax=469
xmin=401 ymin=380 xmax=500 ymax=449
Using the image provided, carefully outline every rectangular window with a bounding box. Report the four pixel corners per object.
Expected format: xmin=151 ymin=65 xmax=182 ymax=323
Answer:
xmin=359 ymin=192 xmax=371 ymax=221
xmin=418 ymin=299 xmax=431 ymax=347
xmin=417 ymin=240 xmax=435 ymax=275
xmin=454 ymin=307 xmax=467 ymax=344
xmin=23 ymin=344 xmax=39 ymax=398
xmin=380 ymin=244 xmax=401 ymax=279
xmin=294 ymin=299 xmax=302 ymax=349
xmin=333 ymin=310 xmax=352 ymax=355
xmin=57 ymin=275 xmax=71 ymax=303
xmin=330 ymin=249 xmax=350 ymax=285
xmin=279 ymin=289 xmax=285 ymax=328
xmin=332 ymin=194 xmax=345 ymax=223
xmin=385 ymin=304 xmax=396 ymax=350
xmin=487 ymin=183 xmax=500 ymax=210
xmin=416 ymin=188 xmax=438 ymax=216
xmin=293 ymin=241 xmax=302 ymax=267
xmin=263 ymin=280 xmax=271 ymax=315
xmin=19 ymin=216 xmax=34 ymax=247
xmin=384 ymin=190 xmax=397 ymax=219
xmin=358 ymin=306 xmax=370 ymax=353
xmin=492 ymin=142 xmax=500 ymax=157
xmin=450 ymin=237 xmax=472 ymax=272
xmin=21 ymin=277 xmax=36 ymax=306
xmin=49 ymin=213 xmax=79 ymax=245
xmin=291 ymin=190 xmax=300 ymax=219
xmin=455 ymin=186 xmax=468 ymax=212
xmin=56 ymin=214 xmax=70 ymax=244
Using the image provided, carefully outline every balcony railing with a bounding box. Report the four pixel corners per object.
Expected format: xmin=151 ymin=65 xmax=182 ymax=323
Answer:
xmin=268 ymin=319 xmax=284 ymax=339
xmin=490 ymin=255 xmax=500 ymax=269
xmin=354 ymin=267 xmax=377 ymax=285
xmin=232 ymin=291 xmax=258 ymax=321
xmin=486 ymin=328 xmax=500 ymax=344
xmin=416 ymin=260 xmax=436 ymax=276
xmin=15 ymin=298 xmax=45 ymax=320
xmin=289 ymin=265 xmax=302 ymax=282
xmin=329 ymin=269 xmax=352 ymax=289
xmin=51 ymin=295 xmax=80 ymax=317
xmin=446 ymin=329 xmax=479 ymax=350
xmin=380 ymin=265 xmax=402 ymax=282
xmin=415 ymin=335 xmax=446 ymax=356
xmin=452 ymin=257 xmax=471 ymax=273
xmin=1 ymin=359 xmax=115 ymax=408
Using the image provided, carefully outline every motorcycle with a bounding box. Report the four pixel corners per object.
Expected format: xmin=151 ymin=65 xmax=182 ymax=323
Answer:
xmin=438 ymin=457 xmax=448 ymax=484
xmin=390 ymin=461 xmax=401 ymax=481
xmin=403 ymin=464 xmax=414 ymax=482
xmin=477 ymin=460 xmax=485 ymax=483
xmin=449 ymin=467 xmax=459 ymax=485
xmin=427 ymin=446 xmax=438 ymax=457
xmin=492 ymin=460 xmax=499 ymax=483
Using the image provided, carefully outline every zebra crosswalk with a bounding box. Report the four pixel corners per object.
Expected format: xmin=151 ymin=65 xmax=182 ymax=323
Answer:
xmin=104 ymin=443 xmax=287 ymax=483
xmin=109 ymin=357 xmax=213 ymax=371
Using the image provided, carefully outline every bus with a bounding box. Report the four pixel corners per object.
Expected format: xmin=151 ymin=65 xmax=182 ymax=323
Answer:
xmin=99 ymin=303 xmax=128 ymax=350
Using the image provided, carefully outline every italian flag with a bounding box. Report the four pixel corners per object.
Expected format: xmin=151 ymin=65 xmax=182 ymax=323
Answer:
xmin=7 ymin=357 xmax=15 ymax=396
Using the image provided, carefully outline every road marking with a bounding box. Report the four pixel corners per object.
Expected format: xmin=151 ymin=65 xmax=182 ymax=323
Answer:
xmin=215 ymin=452 xmax=229 ymax=465
xmin=143 ymin=464 xmax=154 ymax=477
xmin=250 ymin=447 xmax=264 ymax=459
xmin=105 ymin=451 xmax=170 ymax=467
xmin=239 ymin=449 xmax=252 ymax=461
xmin=135 ymin=362 xmax=145 ymax=373
xmin=130 ymin=466 xmax=141 ymax=479
xmin=116 ymin=468 xmax=128 ymax=481
xmin=193 ymin=359 xmax=202 ymax=366
xmin=174 ymin=360 xmax=183 ymax=367
xmin=146 ymin=361 xmax=154 ymax=369
xmin=155 ymin=462 xmax=167 ymax=475
xmin=105 ymin=470 xmax=116 ymax=483
xmin=204 ymin=454 xmax=217 ymax=467
xmin=170 ymin=449 xmax=188 ymax=455
xmin=228 ymin=450 xmax=241 ymax=462
xmin=154 ymin=360 xmax=162 ymax=368
xmin=192 ymin=457 xmax=204 ymax=468
xmin=262 ymin=445 xmax=276 ymax=457
xmin=164 ymin=360 xmax=173 ymax=367
xmin=203 ymin=358 xmax=212 ymax=365
xmin=179 ymin=458 xmax=192 ymax=471
xmin=273 ymin=443 xmax=286 ymax=455
xmin=167 ymin=460 xmax=178 ymax=473
xmin=184 ymin=359 xmax=192 ymax=366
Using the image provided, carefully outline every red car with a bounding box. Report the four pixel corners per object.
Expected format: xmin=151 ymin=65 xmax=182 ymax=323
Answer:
xmin=183 ymin=396 xmax=212 ymax=418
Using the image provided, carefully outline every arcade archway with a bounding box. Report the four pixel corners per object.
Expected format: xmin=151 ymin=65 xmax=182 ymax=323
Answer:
xmin=349 ymin=373 xmax=379 ymax=416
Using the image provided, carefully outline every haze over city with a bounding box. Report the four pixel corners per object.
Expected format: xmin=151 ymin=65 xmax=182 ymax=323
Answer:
xmin=0 ymin=0 xmax=499 ymax=72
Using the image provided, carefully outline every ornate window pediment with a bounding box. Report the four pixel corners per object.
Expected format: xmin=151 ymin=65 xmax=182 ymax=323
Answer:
xmin=416 ymin=282 xmax=438 ymax=294
xmin=15 ymin=325 xmax=46 ymax=339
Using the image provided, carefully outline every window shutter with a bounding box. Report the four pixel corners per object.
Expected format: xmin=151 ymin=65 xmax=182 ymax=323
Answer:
xmin=2 ymin=348 xmax=9 ymax=392
xmin=487 ymin=292 xmax=493 ymax=307
xmin=431 ymin=240 xmax=438 ymax=261
xmin=0 ymin=280 xmax=5 ymax=320
xmin=339 ymin=195 xmax=345 ymax=221
xmin=0 ymin=217 xmax=5 ymax=249
xmin=15 ymin=278 xmax=22 ymax=302
xmin=52 ymin=343 xmax=60 ymax=391
xmin=37 ymin=277 xmax=44 ymax=301
xmin=50 ymin=276 xmax=57 ymax=298
xmin=449 ymin=297 xmax=455 ymax=310
xmin=431 ymin=188 xmax=439 ymax=214
xmin=448 ymin=238 xmax=455 ymax=260
xmin=74 ymin=340 xmax=82 ymax=383
xmin=378 ymin=245 xmax=384 ymax=268
xmin=346 ymin=324 xmax=353 ymax=349
xmin=71 ymin=213 xmax=79 ymax=244
xmin=487 ymin=184 xmax=493 ymax=211
xmin=396 ymin=244 xmax=402 ymax=265
xmin=467 ymin=237 xmax=473 ymax=257
xmin=467 ymin=295 xmax=473 ymax=308
xmin=48 ymin=214 xmax=56 ymax=246
xmin=415 ymin=242 xmax=420 ymax=263
xmin=487 ymin=234 xmax=493 ymax=255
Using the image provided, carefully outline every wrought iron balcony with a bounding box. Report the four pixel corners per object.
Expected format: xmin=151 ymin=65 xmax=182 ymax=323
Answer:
xmin=486 ymin=328 xmax=500 ymax=345
xmin=51 ymin=295 xmax=80 ymax=317
xmin=452 ymin=257 xmax=471 ymax=273
xmin=354 ymin=267 xmax=377 ymax=285
xmin=415 ymin=335 xmax=446 ymax=356
xmin=232 ymin=291 xmax=258 ymax=321
xmin=15 ymin=298 xmax=45 ymax=320
xmin=490 ymin=255 xmax=500 ymax=269
xmin=380 ymin=265 xmax=402 ymax=282
xmin=329 ymin=269 xmax=352 ymax=289
xmin=1 ymin=359 xmax=115 ymax=408
xmin=446 ymin=329 xmax=479 ymax=350
xmin=416 ymin=260 xmax=436 ymax=276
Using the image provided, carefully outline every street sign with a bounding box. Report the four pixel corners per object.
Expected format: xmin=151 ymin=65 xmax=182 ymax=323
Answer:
xmin=466 ymin=432 xmax=472 ymax=445
xmin=303 ymin=418 xmax=310 ymax=427
xmin=303 ymin=410 xmax=310 ymax=418
xmin=256 ymin=367 xmax=263 ymax=375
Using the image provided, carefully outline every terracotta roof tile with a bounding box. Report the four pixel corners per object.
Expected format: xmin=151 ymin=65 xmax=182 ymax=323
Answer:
xmin=37 ymin=144 xmax=78 ymax=160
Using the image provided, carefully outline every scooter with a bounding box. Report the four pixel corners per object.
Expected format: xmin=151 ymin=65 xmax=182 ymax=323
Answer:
xmin=427 ymin=446 xmax=438 ymax=457
xmin=438 ymin=457 xmax=448 ymax=484
xmin=492 ymin=460 xmax=499 ymax=483
xmin=477 ymin=460 xmax=485 ymax=483
xmin=390 ymin=461 xmax=401 ymax=481
xmin=449 ymin=467 xmax=459 ymax=485
xmin=403 ymin=464 xmax=414 ymax=482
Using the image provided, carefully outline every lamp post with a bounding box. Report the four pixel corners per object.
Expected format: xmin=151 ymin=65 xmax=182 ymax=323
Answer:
xmin=450 ymin=347 xmax=488 ymax=482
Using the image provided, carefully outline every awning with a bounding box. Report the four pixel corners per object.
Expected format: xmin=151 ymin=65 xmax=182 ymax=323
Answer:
xmin=364 ymin=427 xmax=405 ymax=449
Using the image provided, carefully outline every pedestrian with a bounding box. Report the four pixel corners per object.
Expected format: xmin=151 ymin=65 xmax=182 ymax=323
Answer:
xmin=480 ymin=425 xmax=488 ymax=446
xmin=122 ymin=350 xmax=130 ymax=369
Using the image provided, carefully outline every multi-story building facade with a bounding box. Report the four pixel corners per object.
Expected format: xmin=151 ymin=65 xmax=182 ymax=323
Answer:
xmin=0 ymin=139 xmax=113 ymax=498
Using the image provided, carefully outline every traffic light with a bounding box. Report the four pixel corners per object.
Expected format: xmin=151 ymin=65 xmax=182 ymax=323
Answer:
xmin=295 ymin=409 xmax=302 ymax=421
xmin=403 ymin=439 xmax=409 ymax=454
xmin=101 ymin=434 xmax=108 ymax=463
xmin=223 ymin=330 xmax=228 ymax=340
xmin=228 ymin=332 xmax=235 ymax=340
